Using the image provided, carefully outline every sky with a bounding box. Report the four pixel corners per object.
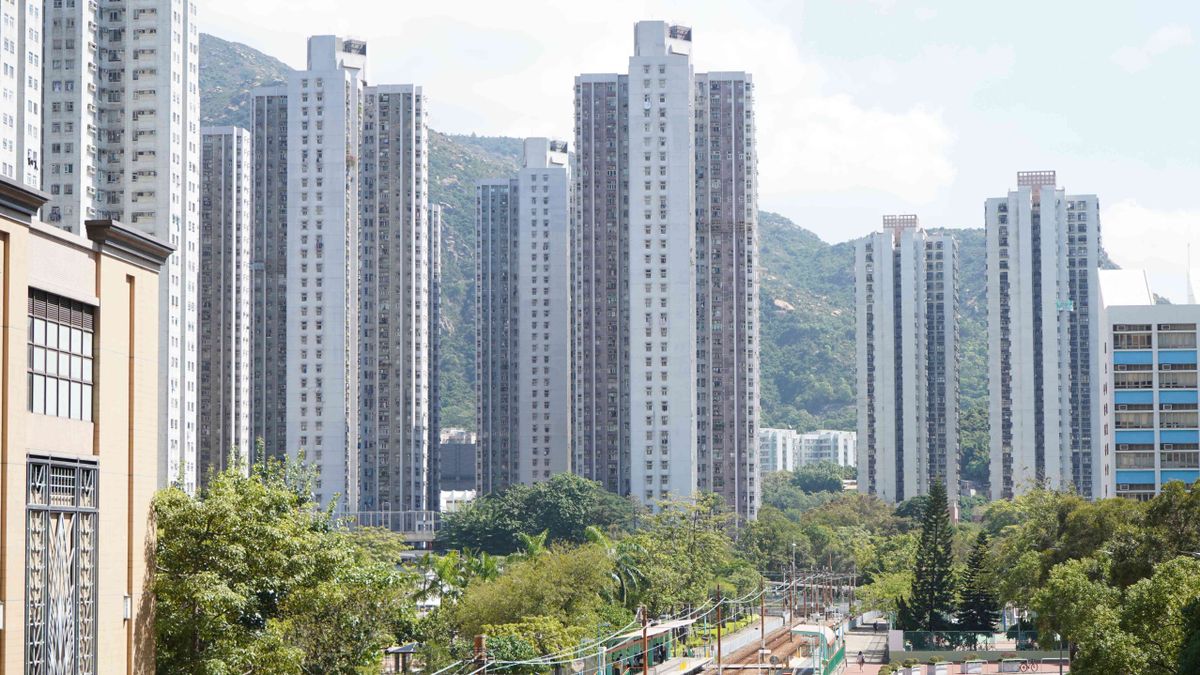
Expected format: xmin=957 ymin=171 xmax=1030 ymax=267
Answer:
xmin=203 ymin=0 xmax=1200 ymax=300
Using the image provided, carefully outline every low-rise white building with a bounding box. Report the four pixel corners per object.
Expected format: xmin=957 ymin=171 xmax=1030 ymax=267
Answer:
xmin=800 ymin=430 xmax=857 ymax=467
xmin=759 ymin=428 xmax=801 ymax=473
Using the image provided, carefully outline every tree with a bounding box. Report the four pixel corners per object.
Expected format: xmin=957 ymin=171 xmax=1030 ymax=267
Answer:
xmin=154 ymin=456 xmax=415 ymax=674
xmin=761 ymin=471 xmax=839 ymax=512
xmin=857 ymin=570 xmax=913 ymax=616
xmin=903 ymin=481 xmax=956 ymax=633
xmin=956 ymin=532 xmax=1000 ymax=635
xmin=737 ymin=506 xmax=813 ymax=574
xmin=455 ymin=544 xmax=616 ymax=639
xmin=437 ymin=474 xmax=640 ymax=554
xmin=1179 ymin=598 xmax=1200 ymax=674
xmin=483 ymin=616 xmax=588 ymax=675
xmin=792 ymin=461 xmax=846 ymax=493
xmin=585 ymin=526 xmax=647 ymax=609
xmin=624 ymin=494 xmax=759 ymax=615
xmin=958 ymin=402 xmax=990 ymax=485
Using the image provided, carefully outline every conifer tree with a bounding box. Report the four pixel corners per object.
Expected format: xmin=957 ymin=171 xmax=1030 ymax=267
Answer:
xmin=957 ymin=531 xmax=1000 ymax=636
xmin=904 ymin=480 xmax=956 ymax=632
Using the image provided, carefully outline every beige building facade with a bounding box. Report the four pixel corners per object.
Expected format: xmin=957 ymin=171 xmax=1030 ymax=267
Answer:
xmin=0 ymin=178 xmax=170 ymax=673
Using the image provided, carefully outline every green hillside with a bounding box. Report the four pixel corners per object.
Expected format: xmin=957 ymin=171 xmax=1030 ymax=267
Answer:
xmin=199 ymin=33 xmax=293 ymax=128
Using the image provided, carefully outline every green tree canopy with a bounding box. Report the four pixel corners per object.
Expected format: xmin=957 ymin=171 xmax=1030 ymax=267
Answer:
xmin=437 ymin=473 xmax=640 ymax=554
xmin=792 ymin=461 xmax=848 ymax=493
xmin=455 ymin=543 xmax=616 ymax=639
xmin=154 ymin=456 xmax=415 ymax=674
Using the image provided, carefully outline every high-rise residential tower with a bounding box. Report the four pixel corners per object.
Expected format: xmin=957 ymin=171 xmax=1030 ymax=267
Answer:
xmin=986 ymin=171 xmax=1102 ymax=499
xmin=252 ymin=36 xmax=433 ymax=521
xmin=574 ymin=21 xmax=760 ymax=518
xmin=477 ymin=138 xmax=573 ymax=494
xmin=428 ymin=202 xmax=443 ymax=509
xmin=572 ymin=72 xmax=631 ymax=496
xmin=252 ymin=35 xmax=368 ymax=510
xmin=251 ymin=85 xmax=289 ymax=462
xmin=42 ymin=0 xmax=201 ymax=491
xmin=694 ymin=71 xmax=760 ymax=517
xmin=0 ymin=0 xmax=42 ymax=188
xmin=476 ymin=177 xmax=518 ymax=492
xmin=358 ymin=83 xmax=432 ymax=515
xmin=856 ymin=215 xmax=959 ymax=503
xmin=199 ymin=127 xmax=253 ymax=487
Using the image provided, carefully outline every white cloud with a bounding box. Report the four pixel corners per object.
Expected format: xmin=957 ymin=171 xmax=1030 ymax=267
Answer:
xmin=202 ymin=0 xmax=958 ymax=208
xmin=1103 ymin=199 xmax=1200 ymax=302
xmin=1111 ymin=24 xmax=1193 ymax=73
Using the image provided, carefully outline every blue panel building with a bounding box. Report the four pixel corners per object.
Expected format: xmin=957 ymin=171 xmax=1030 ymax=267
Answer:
xmin=1100 ymin=270 xmax=1200 ymax=500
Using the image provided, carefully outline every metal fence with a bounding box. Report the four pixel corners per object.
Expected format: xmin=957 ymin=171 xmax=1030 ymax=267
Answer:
xmin=343 ymin=510 xmax=440 ymax=534
xmin=901 ymin=630 xmax=1058 ymax=652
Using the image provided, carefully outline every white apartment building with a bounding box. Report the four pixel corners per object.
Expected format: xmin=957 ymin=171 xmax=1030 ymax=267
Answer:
xmin=252 ymin=36 xmax=433 ymax=521
xmin=856 ymin=216 xmax=959 ymax=503
xmin=42 ymin=0 xmax=201 ymax=491
xmin=253 ymin=35 xmax=368 ymax=511
xmin=627 ymin=22 xmax=698 ymax=507
xmin=0 ymin=0 xmax=41 ymax=188
xmin=759 ymin=428 xmax=800 ymax=474
xmin=986 ymin=171 xmax=1102 ymax=500
xmin=198 ymin=126 xmax=252 ymax=487
xmin=574 ymin=21 xmax=760 ymax=519
xmin=476 ymin=138 xmax=572 ymax=493
xmin=800 ymin=430 xmax=857 ymax=467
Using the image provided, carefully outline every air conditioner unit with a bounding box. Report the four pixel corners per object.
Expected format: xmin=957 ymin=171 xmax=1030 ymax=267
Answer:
xmin=1163 ymin=364 xmax=1173 ymax=371
xmin=1119 ymin=444 xmax=1129 ymax=450
xmin=1117 ymin=404 xmax=1128 ymax=411
xmin=1118 ymin=484 xmax=1130 ymax=491
xmin=1164 ymin=444 xmax=1174 ymax=450
xmin=1163 ymin=404 xmax=1174 ymax=411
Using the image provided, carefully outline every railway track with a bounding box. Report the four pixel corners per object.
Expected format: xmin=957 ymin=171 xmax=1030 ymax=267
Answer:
xmin=702 ymin=619 xmax=804 ymax=672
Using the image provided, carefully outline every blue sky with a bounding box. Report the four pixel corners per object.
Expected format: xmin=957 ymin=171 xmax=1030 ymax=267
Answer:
xmin=204 ymin=0 xmax=1200 ymax=299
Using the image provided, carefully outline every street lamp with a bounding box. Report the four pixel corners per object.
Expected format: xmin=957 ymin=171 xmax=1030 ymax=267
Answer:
xmin=790 ymin=543 xmax=797 ymax=622
xmin=1054 ymin=632 xmax=1063 ymax=675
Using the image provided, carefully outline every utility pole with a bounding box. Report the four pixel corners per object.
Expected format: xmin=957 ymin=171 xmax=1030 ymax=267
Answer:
xmin=639 ymin=605 xmax=649 ymax=675
xmin=474 ymin=635 xmax=488 ymax=675
xmin=716 ymin=583 xmax=724 ymax=675
xmin=759 ymin=580 xmax=767 ymax=675
xmin=790 ymin=543 xmax=797 ymax=624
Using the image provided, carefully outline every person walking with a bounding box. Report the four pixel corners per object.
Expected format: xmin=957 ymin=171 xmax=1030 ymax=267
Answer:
xmin=856 ymin=651 xmax=866 ymax=671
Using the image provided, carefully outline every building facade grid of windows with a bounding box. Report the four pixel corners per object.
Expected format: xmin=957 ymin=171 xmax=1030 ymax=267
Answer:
xmin=573 ymin=21 xmax=760 ymax=519
xmin=1099 ymin=270 xmax=1200 ymax=500
xmin=986 ymin=171 xmax=1102 ymax=499
xmin=28 ymin=290 xmax=94 ymax=422
xmin=856 ymin=216 xmax=959 ymax=503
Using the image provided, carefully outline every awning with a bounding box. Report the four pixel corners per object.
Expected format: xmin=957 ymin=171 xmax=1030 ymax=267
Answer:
xmin=790 ymin=624 xmax=836 ymax=646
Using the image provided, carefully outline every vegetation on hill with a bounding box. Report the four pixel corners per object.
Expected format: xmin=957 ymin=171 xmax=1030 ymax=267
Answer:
xmin=199 ymin=33 xmax=293 ymax=128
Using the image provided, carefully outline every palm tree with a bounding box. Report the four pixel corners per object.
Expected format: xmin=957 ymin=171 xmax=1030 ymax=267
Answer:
xmin=417 ymin=551 xmax=467 ymax=603
xmin=514 ymin=529 xmax=549 ymax=560
xmin=586 ymin=526 xmax=647 ymax=608
xmin=464 ymin=550 xmax=501 ymax=582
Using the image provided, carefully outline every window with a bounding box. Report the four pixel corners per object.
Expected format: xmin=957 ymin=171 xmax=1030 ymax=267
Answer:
xmin=28 ymin=290 xmax=94 ymax=421
xmin=25 ymin=456 xmax=99 ymax=673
